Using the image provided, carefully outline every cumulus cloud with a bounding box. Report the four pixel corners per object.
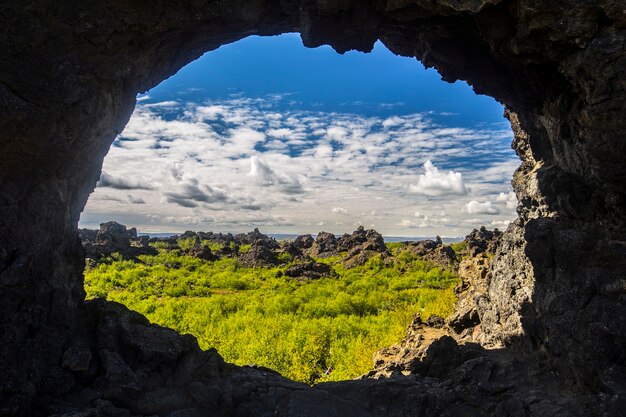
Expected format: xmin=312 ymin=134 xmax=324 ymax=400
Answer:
xmin=98 ymin=172 xmax=153 ymax=190
xmin=82 ymin=95 xmax=517 ymax=235
xmin=496 ymin=191 xmax=518 ymax=209
xmin=165 ymin=179 xmax=230 ymax=208
xmin=490 ymin=220 xmax=511 ymax=229
xmin=248 ymin=155 xmax=305 ymax=195
xmin=127 ymin=195 xmax=146 ymax=204
xmin=463 ymin=200 xmax=500 ymax=215
xmin=249 ymin=156 xmax=275 ymax=186
xmin=409 ymin=161 xmax=468 ymax=196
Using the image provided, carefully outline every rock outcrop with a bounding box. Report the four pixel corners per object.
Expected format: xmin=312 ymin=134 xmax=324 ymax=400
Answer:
xmin=463 ymin=226 xmax=503 ymax=257
xmin=81 ymin=221 xmax=157 ymax=261
xmin=292 ymin=234 xmax=315 ymax=250
xmin=284 ymin=261 xmax=336 ymax=280
xmin=407 ymin=236 xmax=458 ymax=271
xmin=447 ymin=253 xmax=491 ymax=338
xmin=307 ymin=231 xmax=339 ymax=258
xmin=364 ymin=315 xmax=450 ymax=379
xmin=237 ymin=243 xmax=280 ymax=268
xmin=304 ymin=227 xmax=389 ymax=268
xmin=365 ymin=228 xmax=502 ymax=378
xmin=1 ymin=1 xmax=625 ymax=416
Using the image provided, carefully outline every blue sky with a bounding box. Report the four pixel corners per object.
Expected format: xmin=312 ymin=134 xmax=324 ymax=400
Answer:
xmin=81 ymin=33 xmax=518 ymax=237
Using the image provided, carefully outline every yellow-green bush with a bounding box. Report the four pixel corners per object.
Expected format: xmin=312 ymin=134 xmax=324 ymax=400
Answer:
xmin=84 ymin=248 xmax=457 ymax=383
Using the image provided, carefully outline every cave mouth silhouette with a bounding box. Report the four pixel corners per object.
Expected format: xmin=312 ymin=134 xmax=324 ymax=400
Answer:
xmin=79 ymin=32 xmax=518 ymax=384
xmin=1 ymin=2 xmax=624 ymax=416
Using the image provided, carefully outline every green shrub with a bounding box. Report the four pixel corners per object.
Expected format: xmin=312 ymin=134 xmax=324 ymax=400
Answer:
xmin=84 ymin=247 xmax=458 ymax=384
xmin=178 ymin=237 xmax=197 ymax=250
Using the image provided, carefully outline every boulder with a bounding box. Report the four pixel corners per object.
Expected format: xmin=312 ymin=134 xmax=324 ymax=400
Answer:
xmin=307 ymin=231 xmax=338 ymax=258
xmin=237 ymin=243 xmax=279 ymax=268
xmin=293 ymin=234 xmax=315 ymax=249
xmin=284 ymin=261 xmax=336 ymax=280
xmin=235 ymin=228 xmax=280 ymax=249
xmin=336 ymin=226 xmax=386 ymax=253
xmin=186 ymin=245 xmax=216 ymax=261
xmin=464 ymin=226 xmax=503 ymax=257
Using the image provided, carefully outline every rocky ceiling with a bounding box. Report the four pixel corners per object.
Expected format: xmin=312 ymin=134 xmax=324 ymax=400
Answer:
xmin=0 ymin=1 xmax=624 ymax=416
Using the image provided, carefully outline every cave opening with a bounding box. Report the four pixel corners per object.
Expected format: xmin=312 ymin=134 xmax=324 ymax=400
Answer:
xmin=82 ymin=33 xmax=517 ymax=237
xmin=79 ymin=33 xmax=519 ymax=384
xmin=2 ymin=2 xmax=624 ymax=415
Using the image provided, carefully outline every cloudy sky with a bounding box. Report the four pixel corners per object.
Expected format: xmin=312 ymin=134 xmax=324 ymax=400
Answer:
xmin=81 ymin=34 xmax=518 ymax=237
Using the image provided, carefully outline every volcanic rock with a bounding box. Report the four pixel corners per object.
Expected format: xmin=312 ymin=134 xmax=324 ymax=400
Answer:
xmin=81 ymin=222 xmax=157 ymax=261
xmin=425 ymin=315 xmax=445 ymax=329
xmin=235 ymin=228 xmax=280 ymax=249
xmin=364 ymin=315 xmax=449 ymax=379
xmin=237 ymin=243 xmax=280 ymax=268
xmin=293 ymin=234 xmax=315 ymax=249
xmin=407 ymin=237 xmax=457 ymax=270
xmin=308 ymin=231 xmax=338 ymax=258
xmin=332 ymin=227 xmax=389 ymax=268
xmin=279 ymin=242 xmax=305 ymax=261
xmin=336 ymin=226 xmax=386 ymax=253
xmin=186 ymin=245 xmax=216 ymax=261
xmin=284 ymin=261 xmax=336 ymax=280
xmin=197 ymin=231 xmax=235 ymax=247
xmin=447 ymin=253 xmax=491 ymax=339
xmin=464 ymin=227 xmax=503 ymax=257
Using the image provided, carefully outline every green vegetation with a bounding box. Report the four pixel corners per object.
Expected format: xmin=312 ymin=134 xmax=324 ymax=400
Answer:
xmin=84 ymin=245 xmax=457 ymax=384
xmin=449 ymin=241 xmax=468 ymax=262
xmin=384 ymin=241 xmax=406 ymax=254
xmin=449 ymin=241 xmax=467 ymax=254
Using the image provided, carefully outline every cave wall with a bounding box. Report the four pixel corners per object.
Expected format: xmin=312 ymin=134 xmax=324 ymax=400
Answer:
xmin=0 ymin=0 xmax=624 ymax=415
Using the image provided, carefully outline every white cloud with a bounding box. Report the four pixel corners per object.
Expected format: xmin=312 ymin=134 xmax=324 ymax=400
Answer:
xmin=463 ymin=200 xmax=501 ymax=215
xmin=98 ymin=172 xmax=153 ymax=190
xmin=248 ymin=155 xmax=306 ymax=195
xmin=490 ymin=220 xmax=511 ymax=229
xmin=164 ymin=178 xmax=232 ymax=208
xmin=496 ymin=191 xmax=518 ymax=209
xmin=409 ymin=161 xmax=468 ymax=197
xmin=81 ymin=96 xmax=517 ymax=236
xmin=249 ymin=155 xmax=275 ymax=186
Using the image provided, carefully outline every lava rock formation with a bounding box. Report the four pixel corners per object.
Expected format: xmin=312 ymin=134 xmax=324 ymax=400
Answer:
xmin=1 ymin=1 xmax=625 ymax=416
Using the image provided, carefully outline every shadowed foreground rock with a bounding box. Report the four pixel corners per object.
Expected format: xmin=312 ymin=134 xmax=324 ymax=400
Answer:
xmin=48 ymin=300 xmax=603 ymax=417
xmin=1 ymin=0 xmax=625 ymax=416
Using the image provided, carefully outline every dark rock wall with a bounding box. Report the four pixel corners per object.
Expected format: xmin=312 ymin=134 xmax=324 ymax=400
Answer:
xmin=0 ymin=0 xmax=624 ymax=415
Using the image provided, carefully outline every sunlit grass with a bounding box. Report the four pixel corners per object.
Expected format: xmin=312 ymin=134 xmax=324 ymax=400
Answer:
xmin=84 ymin=248 xmax=457 ymax=383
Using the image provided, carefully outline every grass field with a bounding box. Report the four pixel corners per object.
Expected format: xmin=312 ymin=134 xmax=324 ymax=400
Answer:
xmin=84 ymin=242 xmax=457 ymax=383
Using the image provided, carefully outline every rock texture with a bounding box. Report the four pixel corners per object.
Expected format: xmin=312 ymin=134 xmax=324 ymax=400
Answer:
xmin=1 ymin=0 xmax=625 ymax=416
xmin=284 ymin=261 xmax=336 ymax=280
xmin=304 ymin=226 xmax=390 ymax=267
xmin=406 ymin=235 xmax=458 ymax=270
xmin=80 ymin=221 xmax=157 ymax=261
xmin=367 ymin=228 xmax=501 ymax=379
xmin=237 ymin=243 xmax=280 ymax=268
